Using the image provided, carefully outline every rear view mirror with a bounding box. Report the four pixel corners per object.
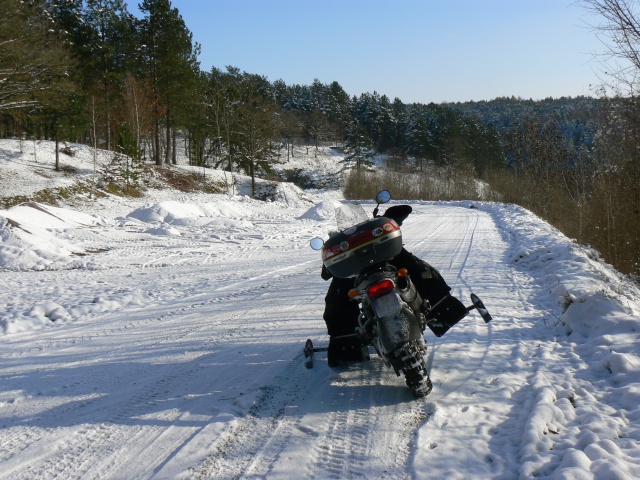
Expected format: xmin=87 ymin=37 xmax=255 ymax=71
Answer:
xmin=310 ymin=237 xmax=324 ymax=250
xmin=375 ymin=190 xmax=391 ymax=205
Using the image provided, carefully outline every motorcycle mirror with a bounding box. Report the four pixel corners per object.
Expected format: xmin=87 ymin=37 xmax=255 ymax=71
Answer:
xmin=375 ymin=190 xmax=392 ymax=205
xmin=309 ymin=237 xmax=325 ymax=250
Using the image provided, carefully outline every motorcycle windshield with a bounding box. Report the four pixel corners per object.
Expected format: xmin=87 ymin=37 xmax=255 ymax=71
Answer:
xmin=335 ymin=203 xmax=369 ymax=231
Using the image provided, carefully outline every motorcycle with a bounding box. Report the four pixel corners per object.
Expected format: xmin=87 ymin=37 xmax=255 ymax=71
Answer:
xmin=307 ymin=190 xmax=492 ymax=397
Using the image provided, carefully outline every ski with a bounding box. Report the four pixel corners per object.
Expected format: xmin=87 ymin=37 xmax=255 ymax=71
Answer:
xmin=304 ymin=339 xmax=314 ymax=368
xmin=304 ymin=339 xmax=328 ymax=368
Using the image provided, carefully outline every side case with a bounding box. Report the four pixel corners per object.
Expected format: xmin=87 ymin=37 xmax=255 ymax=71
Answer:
xmin=426 ymin=295 xmax=469 ymax=337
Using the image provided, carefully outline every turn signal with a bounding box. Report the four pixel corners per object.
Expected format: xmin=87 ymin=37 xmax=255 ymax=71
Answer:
xmin=348 ymin=289 xmax=359 ymax=298
xmin=398 ymin=268 xmax=408 ymax=277
xmin=367 ymin=279 xmax=395 ymax=299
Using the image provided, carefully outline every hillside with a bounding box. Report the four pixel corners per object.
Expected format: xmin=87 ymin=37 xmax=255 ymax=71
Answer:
xmin=1 ymin=140 xmax=640 ymax=479
xmin=0 ymin=139 xmax=350 ymax=210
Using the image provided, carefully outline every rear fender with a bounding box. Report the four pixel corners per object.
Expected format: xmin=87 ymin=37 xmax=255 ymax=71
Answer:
xmin=376 ymin=305 xmax=422 ymax=353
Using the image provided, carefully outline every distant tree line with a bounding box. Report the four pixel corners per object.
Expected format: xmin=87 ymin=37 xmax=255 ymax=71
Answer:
xmin=451 ymin=94 xmax=640 ymax=278
xmin=1 ymin=0 xmax=639 ymax=277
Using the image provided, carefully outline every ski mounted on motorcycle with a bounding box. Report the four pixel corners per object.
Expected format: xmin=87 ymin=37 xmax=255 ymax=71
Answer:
xmin=307 ymin=190 xmax=492 ymax=398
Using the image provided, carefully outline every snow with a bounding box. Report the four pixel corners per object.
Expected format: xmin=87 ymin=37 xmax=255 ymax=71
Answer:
xmin=1 ymin=140 xmax=640 ymax=479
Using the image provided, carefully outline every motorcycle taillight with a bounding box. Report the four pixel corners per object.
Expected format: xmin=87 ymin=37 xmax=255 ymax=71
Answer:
xmin=367 ymin=279 xmax=395 ymax=299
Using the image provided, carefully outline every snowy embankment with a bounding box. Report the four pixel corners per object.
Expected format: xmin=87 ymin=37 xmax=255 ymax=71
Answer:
xmin=1 ymin=139 xmax=640 ymax=479
xmin=482 ymin=202 xmax=640 ymax=479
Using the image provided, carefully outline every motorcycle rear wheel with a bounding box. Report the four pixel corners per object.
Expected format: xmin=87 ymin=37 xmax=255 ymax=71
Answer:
xmin=397 ymin=341 xmax=432 ymax=398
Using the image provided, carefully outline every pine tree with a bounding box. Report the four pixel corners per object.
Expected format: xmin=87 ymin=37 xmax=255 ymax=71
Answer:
xmin=2 ymin=0 xmax=81 ymax=172
xmin=232 ymin=73 xmax=277 ymax=195
xmin=139 ymin=0 xmax=200 ymax=166
xmin=83 ymin=0 xmax=133 ymax=150
xmin=0 ymin=0 xmax=76 ymax=113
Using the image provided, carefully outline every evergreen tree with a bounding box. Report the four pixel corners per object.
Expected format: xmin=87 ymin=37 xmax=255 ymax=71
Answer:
xmin=0 ymin=0 xmax=77 ymax=114
xmin=140 ymin=0 xmax=200 ymax=165
xmin=82 ymin=0 xmax=135 ymax=151
xmin=325 ymin=81 xmax=352 ymax=144
xmin=205 ymin=66 xmax=241 ymax=173
xmin=235 ymin=84 xmax=278 ymax=195
xmin=1 ymin=0 xmax=82 ymax=172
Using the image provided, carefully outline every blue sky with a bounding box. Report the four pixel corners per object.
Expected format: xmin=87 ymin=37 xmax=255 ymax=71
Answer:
xmin=134 ymin=0 xmax=608 ymax=103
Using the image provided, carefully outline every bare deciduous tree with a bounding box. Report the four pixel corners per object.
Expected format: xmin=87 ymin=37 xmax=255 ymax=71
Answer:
xmin=580 ymin=0 xmax=640 ymax=92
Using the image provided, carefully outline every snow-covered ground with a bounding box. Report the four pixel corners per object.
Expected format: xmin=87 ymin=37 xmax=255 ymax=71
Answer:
xmin=1 ymin=140 xmax=640 ymax=479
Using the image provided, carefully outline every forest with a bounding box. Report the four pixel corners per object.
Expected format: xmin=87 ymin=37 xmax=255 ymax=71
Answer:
xmin=1 ymin=0 xmax=639 ymax=278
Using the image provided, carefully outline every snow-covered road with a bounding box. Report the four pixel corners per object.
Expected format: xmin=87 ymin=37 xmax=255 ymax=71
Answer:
xmin=2 ymin=194 xmax=640 ymax=479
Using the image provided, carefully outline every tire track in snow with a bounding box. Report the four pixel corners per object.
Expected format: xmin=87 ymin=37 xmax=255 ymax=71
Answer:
xmin=404 ymin=206 xmax=492 ymax=396
xmin=305 ymin=365 xmax=381 ymax=479
xmin=305 ymin=362 xmax=435 ymax=480
xmin=193 ymin=356 xmax=430 ymax=480
xmin=0 ymin=254 xmax=322 ymax=479
xmin=404 ymin=205 xmax=567 ymax=478
xmin=192 ymin=357 xmax=316 ymax=480
xmin=0 ymin=258 xmax=318 ymax=361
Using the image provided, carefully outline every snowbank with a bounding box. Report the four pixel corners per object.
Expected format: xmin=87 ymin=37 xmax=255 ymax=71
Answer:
xmin=482 ymin=201 xmax=640 ymax=479
xmin=0 ymin=203 xmax=106 ymax=271
xmin=126 ymin=200 xmax=254 ymax=228
xmin=297 ymin=199 xmax=343 ymax=221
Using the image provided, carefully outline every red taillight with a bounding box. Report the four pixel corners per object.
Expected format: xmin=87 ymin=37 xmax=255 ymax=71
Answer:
xmin=367 ymin=279 xmax=395 ymax=299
